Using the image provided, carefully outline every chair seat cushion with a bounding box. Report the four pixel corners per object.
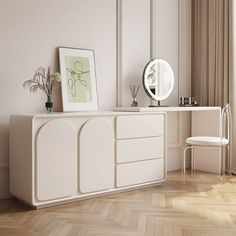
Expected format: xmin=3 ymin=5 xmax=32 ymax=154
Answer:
xmin=186 ymin=136 xmax=229 ymax=146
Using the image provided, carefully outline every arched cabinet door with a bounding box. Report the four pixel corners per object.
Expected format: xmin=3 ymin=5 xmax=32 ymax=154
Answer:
xmin=36 ymin=119 xmax=77 ymax=201
xmin=79 ymin=118 xmax=114 ymax=193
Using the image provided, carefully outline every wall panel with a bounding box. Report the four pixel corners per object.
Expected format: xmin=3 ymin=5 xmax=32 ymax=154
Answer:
xmin=118 ymin=0 xmax=151 ymax=107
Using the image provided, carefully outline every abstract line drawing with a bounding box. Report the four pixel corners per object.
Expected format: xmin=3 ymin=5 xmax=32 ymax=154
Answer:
xmin=59 ymin=47 xmax=98 ymax=111
xmin=66 ymin=61 xmax=90 ymax=97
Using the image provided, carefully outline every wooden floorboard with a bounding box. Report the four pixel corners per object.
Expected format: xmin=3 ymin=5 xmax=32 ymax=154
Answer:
xmin=1 ymin=171 xmax=236 ymax=235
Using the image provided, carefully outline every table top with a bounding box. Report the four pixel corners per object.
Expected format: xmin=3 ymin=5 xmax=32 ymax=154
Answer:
xmin=113 ymin=106 xmax=221 ymax=112
xmin=11 ymin=106 xmax=221 ymax=119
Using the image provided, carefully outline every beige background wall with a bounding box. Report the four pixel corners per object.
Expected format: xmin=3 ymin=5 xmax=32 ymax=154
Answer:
xmin=0 ymin=0 xmax=191 ymax=199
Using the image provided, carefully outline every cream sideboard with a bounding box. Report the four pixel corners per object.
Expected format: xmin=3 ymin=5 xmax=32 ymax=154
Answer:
xmin=9 ymin=111 xmax=167 ymax=208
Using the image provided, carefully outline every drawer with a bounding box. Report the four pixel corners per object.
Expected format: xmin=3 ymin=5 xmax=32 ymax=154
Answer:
xmin=116 ymin=114 xmax=164 ymax=139
xmin=116 ymin=137 xmax=164 ymax=163
xmin=116 ymin=159 xmax=164 ymax=187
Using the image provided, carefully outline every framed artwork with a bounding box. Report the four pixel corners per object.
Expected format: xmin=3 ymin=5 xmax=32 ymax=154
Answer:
xmin=59 ymin=47 xmax=98 ymax=111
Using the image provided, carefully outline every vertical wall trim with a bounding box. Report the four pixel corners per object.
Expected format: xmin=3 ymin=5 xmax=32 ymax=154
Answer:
xmin=178 ymin=0 xmax=180 ymax=103
xmin=177 ymin=0 xmax=183 ymax=149
xmin=150 ymin=0 xmax=157 ymax=106
xmin=178 ymin=0 xmax=192 ymax=98
xmin=150 ymin=0 xmax=157 ymax=59
xmin=117 ymin=0 xmax=123 ymax=107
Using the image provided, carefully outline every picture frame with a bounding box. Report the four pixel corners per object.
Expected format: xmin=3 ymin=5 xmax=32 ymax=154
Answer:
xmin=59 ymin=47 xmax=98 ymax=111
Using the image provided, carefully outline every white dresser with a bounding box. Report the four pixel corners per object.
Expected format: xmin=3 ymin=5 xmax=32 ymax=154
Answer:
xmin=9 ymin=111 xmax=167 ymax=208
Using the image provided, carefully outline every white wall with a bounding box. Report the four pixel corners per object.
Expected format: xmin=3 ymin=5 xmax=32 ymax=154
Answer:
xmin=0 ymin=0 xmax=191 ymax=199
xmin=0 ymin=0 xmax=117 ymax=199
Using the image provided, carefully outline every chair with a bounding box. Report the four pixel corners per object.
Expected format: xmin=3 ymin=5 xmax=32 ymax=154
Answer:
xmin=182 ymin=104 xmax=232 ymax=183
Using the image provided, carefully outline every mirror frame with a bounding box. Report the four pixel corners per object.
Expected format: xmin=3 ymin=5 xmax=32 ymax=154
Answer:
xmin=143 ymin=58 xmax=174 ymax=102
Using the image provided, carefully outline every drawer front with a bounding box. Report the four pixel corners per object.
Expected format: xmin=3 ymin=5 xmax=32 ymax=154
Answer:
xmin=116 ymin=115 xmax=164 ymax=139
xmin=116 ymin=159 xmax=164 ymax=187
xmin=116 ymin=137 xmax=164 ymax=163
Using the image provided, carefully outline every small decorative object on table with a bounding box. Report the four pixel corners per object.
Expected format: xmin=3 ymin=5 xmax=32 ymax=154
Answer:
xmin=23 ymin=67 xmax=61 ymax=113
xmin=130 ymin=85 xmax=140 ymax=107
xmin=179 ymin=97 xmax=199 ymax=106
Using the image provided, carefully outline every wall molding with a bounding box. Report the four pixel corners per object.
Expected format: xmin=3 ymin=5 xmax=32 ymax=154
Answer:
xmin=178 ymin=0 xmax=191 ymax=98
xmin=150 ymin=0 xmax=157 ymax=59
xmin=177 ymin=0 xmax=180 ymax=103
xmin=117 ymin=0 xmax=123 ymax=107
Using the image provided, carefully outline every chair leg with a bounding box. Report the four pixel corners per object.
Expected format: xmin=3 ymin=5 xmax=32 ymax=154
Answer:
xmin=220 ymin=146 xmax=225 ymax=182
xmin=228 ymin=144 xmax=232 ymax=176
xmin=182 ymin=145 xmax=191 ymax=184
xmin=191 ymin=148 xmax=193 ymax=171
xmin=182 ymin=145 xmax=187 ymax=184
xmin=192 ymin=147 xmax=195 ymax=176
xmin=226 ymin=145 xmax=230 ymax=175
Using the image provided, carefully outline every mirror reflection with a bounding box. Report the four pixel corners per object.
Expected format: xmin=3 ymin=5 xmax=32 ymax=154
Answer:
xmin=143 ymin=58 xmax=174 ymax=106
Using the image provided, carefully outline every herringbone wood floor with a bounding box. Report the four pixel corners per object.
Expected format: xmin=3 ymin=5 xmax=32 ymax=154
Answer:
xmin=1 ymin=171 xmax=236 ymax=236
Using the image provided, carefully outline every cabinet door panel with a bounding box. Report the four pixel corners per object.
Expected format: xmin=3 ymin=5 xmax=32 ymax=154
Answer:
xmin=36 ymin=120 xmax=77 ymax=201
xmin=79 ymin=118 xmax=114 ymax=193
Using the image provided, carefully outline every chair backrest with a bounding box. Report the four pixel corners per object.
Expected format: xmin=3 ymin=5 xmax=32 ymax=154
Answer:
xmin=221 ymin=103 xmax=232 ymax=142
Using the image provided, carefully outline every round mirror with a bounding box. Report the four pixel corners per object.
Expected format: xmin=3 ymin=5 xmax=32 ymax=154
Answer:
xmin=143 ymin=58 xmax=174 ymax=104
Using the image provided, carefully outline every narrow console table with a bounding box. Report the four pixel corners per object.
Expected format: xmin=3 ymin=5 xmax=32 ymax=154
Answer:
xmin=10 ymin=111 xmax=167 ymax=208
xmin=115 ymin=106 xmax=222 ymax=173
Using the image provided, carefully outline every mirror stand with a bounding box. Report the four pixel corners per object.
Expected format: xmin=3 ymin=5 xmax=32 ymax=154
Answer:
xmin=149 ymin=99 xmax=169 ymax=107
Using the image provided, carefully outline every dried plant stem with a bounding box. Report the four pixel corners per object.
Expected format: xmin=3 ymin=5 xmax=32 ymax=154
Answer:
xmin=23 ymin=67 xmax=61 ymax=96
